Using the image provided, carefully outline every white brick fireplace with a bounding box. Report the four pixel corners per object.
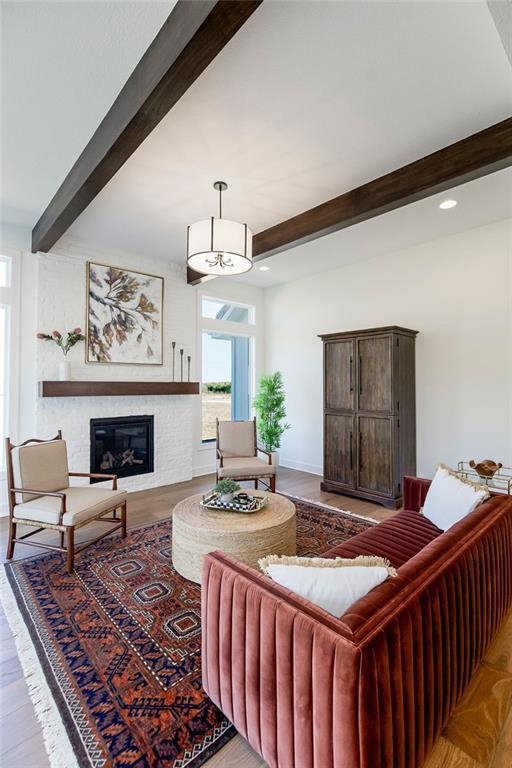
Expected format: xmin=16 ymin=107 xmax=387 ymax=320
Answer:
xmin=35 ymin=243 xmax=198 ymax=492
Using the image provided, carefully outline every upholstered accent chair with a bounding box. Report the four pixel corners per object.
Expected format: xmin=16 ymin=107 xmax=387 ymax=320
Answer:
xmin=5 ymin=431 xmax=127 ymax=573
xmin=216 ymin=418 xmax=276 ymax=492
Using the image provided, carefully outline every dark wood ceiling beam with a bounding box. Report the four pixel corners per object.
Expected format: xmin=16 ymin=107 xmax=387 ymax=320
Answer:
xmin=188 ymin=116 xmax=512 ymax=284
xmin=32 ymin=0 xmax=263 ymax=254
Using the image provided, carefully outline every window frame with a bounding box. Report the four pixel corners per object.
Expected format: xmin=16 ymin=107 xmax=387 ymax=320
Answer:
xmin=197 ymin=293 xmax=256 ymax=450
xmin=0 ymin=250 xmax=21 ymax=474
xmin=200 ymin=329 xmax=252 ymax=444
xmin=201 ymin=295 xmax=255 ymax=326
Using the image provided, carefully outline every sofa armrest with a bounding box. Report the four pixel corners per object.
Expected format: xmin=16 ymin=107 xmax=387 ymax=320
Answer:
xmin=403 ymin=475 xmax=431 ymax=512
xmin=202 ymin=551 xmax=361 ymax=768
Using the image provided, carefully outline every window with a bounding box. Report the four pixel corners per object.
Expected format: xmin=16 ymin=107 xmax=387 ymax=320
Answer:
xmin=0 ymin=306 xmax=8 ymax=465
xmin=0 ymin=254 xmax=16 ymax=475
xmin=0 ymin=255 xmax=11 ymax=288
xmin=201 ymin=332 xmax=250 ymax=441
xmin=202 ymin=297 xmax=254 ymax=324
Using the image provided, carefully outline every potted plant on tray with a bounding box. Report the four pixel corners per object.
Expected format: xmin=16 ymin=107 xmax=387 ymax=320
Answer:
xmin=253 ymin=371 xmax=290 ymax=466
xmin=214 ymin=478 xmax=241 ymax=504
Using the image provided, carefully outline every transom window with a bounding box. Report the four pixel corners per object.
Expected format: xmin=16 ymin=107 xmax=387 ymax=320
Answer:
xmin=202 ymin=296 xmax=254 ymax=325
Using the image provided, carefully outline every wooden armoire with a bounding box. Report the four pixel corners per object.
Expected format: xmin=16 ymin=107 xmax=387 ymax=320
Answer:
xmin=319 ymin=326 xmax=418 ymax=509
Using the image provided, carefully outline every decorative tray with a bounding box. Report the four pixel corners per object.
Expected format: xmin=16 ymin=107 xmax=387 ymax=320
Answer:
xmin=457 ymin=461 xmax=512 ymax=495
xmin=200 ymin=492 xmax=268 ymax=513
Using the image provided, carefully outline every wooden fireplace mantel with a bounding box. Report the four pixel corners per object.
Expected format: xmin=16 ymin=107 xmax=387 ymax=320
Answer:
xmin=38 ymin=381 xmax=200 ymax=397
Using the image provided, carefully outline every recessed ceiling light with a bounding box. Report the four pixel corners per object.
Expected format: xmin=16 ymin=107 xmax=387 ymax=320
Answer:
xmin=439 ymin=199 xmax=457 ymax=210
xmin=259 ymin=265 xmax=270 ymax=271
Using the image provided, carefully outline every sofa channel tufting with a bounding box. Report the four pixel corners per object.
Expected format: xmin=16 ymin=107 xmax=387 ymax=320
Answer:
xmin=201 ymin=476 xmax=512 ymax=768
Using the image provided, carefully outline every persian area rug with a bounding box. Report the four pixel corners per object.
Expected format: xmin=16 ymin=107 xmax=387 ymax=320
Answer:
xmin=2 ymin=497 xmax=373 ymax=768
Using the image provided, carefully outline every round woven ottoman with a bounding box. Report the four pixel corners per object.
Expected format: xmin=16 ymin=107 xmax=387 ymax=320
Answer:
xmin=172 ymin=491 xmax=296 ymax=583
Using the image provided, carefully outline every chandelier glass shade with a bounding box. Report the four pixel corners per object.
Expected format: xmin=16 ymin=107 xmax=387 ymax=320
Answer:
xmin=187 ymin=182 xmax=253 ymax=276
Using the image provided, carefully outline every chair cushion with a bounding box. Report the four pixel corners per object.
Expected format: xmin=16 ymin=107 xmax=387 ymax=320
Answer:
xmin=12 ymin=440 xmax=69 ymax=503
xmin=14 ymin=486 xmax=127 ymax=527
xmin=323 ymin=509 xmax=443 ymax=568
xmin=217 ymin=457 xmax=276 ymax=479
xmin=217 ymin=420 xmax=256 ymax=458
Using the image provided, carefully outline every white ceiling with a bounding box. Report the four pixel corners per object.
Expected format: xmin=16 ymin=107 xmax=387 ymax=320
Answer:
xmin=2 ymin=1 xmax=511 ymax=286
xmin=236 ymin=167 xmax=512 ymax=287
xmin=1 ymin=1 xmax=174 ymax=226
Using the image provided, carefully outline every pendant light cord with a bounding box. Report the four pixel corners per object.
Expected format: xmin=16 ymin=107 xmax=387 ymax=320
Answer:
xmin=218 ymin=185 xmax=222 ymax=219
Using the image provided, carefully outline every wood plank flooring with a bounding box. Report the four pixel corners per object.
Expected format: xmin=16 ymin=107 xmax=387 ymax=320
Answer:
xmin=0 ymin=467 xmax=510 ymax=767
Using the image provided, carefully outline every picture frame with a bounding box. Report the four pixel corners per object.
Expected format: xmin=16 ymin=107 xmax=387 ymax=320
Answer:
xmin=86 ymin=261 xmax=164 ymax=365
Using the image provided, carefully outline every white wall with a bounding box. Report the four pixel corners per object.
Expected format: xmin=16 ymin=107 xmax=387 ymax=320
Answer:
xmin=263 ymin=218 xmax=512 ymax=478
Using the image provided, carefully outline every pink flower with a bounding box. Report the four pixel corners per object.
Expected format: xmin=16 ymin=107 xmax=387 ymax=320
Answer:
xmin=73 ymin=327 xmax=82 ymax=334
xmin=36 ymin=332 xmax=46 ymax=339
xmin=52 ymin=330 xmax=61 ymax=339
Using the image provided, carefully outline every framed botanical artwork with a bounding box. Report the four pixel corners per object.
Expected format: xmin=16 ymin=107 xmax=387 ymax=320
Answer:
xmin=86 ymin=262 xmax=164 ymax=365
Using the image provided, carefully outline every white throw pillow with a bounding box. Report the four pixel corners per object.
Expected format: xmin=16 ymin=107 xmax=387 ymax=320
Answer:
xmin=258 ymin=554 xmax=396 ymax=617
xmin=422 ymin=464 xmax=490 ymax=531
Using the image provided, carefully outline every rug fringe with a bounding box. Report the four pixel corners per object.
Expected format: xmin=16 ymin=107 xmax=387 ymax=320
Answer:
xmin=282 ymin=493 xmax=378 ymax=523
xmin=0 ymin=568 xmax=80 ymax=768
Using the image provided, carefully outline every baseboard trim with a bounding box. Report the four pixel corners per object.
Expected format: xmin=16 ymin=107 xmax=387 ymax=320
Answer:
xmin=279 ymin=458 xmax=323 ymax=476
xmin=192 ymin=464 xmax=216 ymax=478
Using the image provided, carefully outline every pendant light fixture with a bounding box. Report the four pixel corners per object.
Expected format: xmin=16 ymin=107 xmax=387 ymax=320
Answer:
xmin=187 ymin=181 xmax=253 ymax=276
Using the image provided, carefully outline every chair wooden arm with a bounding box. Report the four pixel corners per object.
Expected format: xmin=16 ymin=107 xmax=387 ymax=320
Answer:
xmin=216 ymin=448 xmax=224 ymax=468
xmin=257 ymin=447 xmax=273 ymax=465
xmin=10 ymin=488 xmax=67 ymax=522
xmin=69 ymin=472 xmax=118 ymax=490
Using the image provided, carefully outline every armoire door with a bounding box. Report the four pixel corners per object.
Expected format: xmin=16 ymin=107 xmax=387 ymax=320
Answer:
xmin=325 ymin=340 xmax=354 ymax=411
xmin=357 ymin=416 xmax=392 ymax=495
xmin=357 ymin=336 xmax=392 ymax=412
xmin=324 ymin=414 xmax=354 ymax=487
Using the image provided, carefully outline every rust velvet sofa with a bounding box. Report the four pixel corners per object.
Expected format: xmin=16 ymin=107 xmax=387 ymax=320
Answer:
xmin=201 ymin=476 xmax=512 ymax=768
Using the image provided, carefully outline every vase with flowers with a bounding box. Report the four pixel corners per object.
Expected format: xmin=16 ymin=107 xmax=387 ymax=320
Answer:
xmin=36 ymin=328 xmax=85 ymax=380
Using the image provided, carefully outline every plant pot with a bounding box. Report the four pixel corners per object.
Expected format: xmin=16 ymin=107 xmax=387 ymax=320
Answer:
xmin=220 ymin=492 xmax=234 ymax=504
xmin=270 ymin=451 xmax=279 ymax=467
xmin=58 ymin=360 xmax=70 ymax=381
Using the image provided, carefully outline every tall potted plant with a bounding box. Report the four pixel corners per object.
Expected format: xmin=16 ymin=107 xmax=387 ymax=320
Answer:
xmin=253 ymin=371 xmax=290 ymax=466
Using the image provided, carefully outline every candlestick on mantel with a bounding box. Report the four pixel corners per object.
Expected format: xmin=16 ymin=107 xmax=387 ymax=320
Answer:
xmin=172 ymin=341 xmax=176 ymax=381
xmin=187 ymin=355 xmax=191 ymax=382
xmin=180 ymin=348 xmax=184 ymax=382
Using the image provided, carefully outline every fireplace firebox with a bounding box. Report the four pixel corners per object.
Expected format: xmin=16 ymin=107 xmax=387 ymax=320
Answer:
xmin=90 ymin=416 xmax=154 ymax=483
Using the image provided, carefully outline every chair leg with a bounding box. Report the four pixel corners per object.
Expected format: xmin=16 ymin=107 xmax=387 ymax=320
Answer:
xmin=254 ymin=479 xmax=258 ymax=489
xmin=121 ymin=502 xmax=127 ymax=538
xmin=66 ymin=528 xmax=75 ymax=574
xmin=6 ymin=519 xmax=16 ymax=560
xmin=60 ymin=531 xmax=64 ymax=549
xmin=270 ymin=475 xmax=276 ymax=493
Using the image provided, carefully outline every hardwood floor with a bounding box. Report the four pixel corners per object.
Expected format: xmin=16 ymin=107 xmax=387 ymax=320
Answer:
xmin=0 ymin=467 xmax=510 ymax=767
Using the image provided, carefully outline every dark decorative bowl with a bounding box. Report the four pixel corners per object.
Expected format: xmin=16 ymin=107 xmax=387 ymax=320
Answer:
xmin=469 ymin=459 xmax=502 ymax=479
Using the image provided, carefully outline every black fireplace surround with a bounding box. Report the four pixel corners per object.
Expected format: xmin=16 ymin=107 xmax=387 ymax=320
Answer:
xmin=90 ymin=415 xmax=154 ymax=483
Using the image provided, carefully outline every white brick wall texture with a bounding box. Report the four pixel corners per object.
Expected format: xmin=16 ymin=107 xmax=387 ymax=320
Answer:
xmin=36 ymin=241 xmax=197 ymax=492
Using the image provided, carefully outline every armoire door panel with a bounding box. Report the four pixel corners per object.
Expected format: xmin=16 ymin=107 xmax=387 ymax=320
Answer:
xmin=357 ymin=336 xmax=392 ymax=412
xmin=357 ymin=416 xmax=392 ymax=495
xmin=325 ymin=341 xmax=354 ymax=411
xmin=324 ymin=414 xmax=354 ymax=487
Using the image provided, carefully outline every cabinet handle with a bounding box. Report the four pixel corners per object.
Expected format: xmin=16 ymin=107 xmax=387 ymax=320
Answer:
xmin=359 ymin=356 xmax=363 ymax=395
xmin=359 ymin=432 xmax=363 ymax=471
xmin=349 ymin=357 xmax=353 ymax=392
xmin=350 ymin=432 xmax=353 ymax=470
